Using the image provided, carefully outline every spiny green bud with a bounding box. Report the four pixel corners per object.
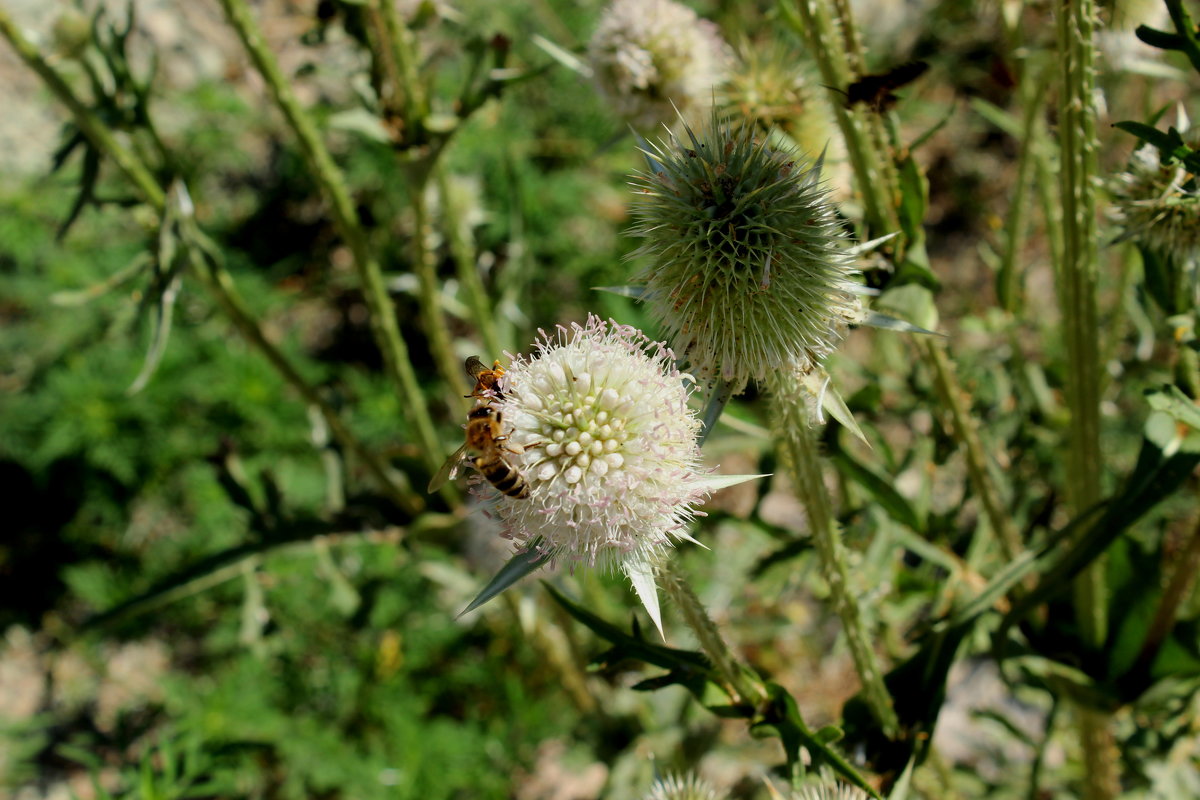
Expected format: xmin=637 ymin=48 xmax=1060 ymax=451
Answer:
xmin=629 ymin=116 xmax=863 ymax=391
xmin=1111 ymin=117 xmax=1200 ymax=269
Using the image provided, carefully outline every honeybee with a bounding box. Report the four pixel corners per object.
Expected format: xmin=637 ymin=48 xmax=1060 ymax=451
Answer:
xmin=427 ymin=404 xmax=531 ymax=497
xmin=464 ymin=356 xmax=506 ymax=398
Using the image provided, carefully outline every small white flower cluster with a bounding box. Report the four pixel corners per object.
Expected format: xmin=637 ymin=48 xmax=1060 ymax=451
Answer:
xmin=491 ymin=316 xmax=710 ymax=574
xmin=643 ymin=772 xmax=724 ymax=800
xmin=588 ymin=0 xmax=731 ymax=129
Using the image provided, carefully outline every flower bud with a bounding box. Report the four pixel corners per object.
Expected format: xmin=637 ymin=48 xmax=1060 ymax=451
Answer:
xmin=630 ymin=116 xmax=863 ymax=391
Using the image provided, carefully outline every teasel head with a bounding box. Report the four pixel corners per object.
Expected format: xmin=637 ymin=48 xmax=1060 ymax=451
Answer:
xmin=488 ymin=316 xmax=760 ymax=634
xmin=1111 ymin=113 xmax=1200 ymax=276
xmin=629 ymin=114 xmax=864 ymax=393
xmin=587 ymin=0 xmax=732 ymax=131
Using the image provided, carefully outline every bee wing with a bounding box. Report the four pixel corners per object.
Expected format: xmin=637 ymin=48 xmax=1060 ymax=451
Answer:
xmin=464 ymin=356 xmax=487 ymax=380
xmin=428 ymin=442 xmax=470 ymax=493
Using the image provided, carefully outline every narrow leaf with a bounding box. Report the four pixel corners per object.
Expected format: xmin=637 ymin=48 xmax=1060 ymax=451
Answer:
xmin=458 ymin=545 xmax=550 ymax=617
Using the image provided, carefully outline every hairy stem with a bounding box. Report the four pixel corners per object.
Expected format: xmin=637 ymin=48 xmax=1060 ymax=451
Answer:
xmin=921 ymin=339 xmax=1023 ymax=559
xmin=768 ymin=372 xmax=899 ymax=736
xmin=659 ymin=559 xmax=766 ymax=707
xmin=1056 ymin=0 xmax=1113 ymax=796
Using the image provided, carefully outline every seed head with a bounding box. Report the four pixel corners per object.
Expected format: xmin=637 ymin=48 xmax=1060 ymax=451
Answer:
xmin=489 ymin=317 xmax=712 ymax=587
xmin=588 ymin=0 xmax=731 ymax=130
xmin=630 ymin=118 xmax=863 ymax=392
xmin=787 ymin=784 xmax=871 ymax=800
xmin=1110 ymin=120 xmax=1200 ymax=268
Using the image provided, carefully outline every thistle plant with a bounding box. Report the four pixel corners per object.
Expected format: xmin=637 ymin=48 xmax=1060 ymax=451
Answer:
xmin=486 ymin=315 xmax=756 ymax=632
xmin=629 ymin=117 xmax=864 ymax=392
xmin=587 ymin=0 xmax=731 ymax=130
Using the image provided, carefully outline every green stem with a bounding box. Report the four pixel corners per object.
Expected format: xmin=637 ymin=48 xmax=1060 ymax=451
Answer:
xmin=1056 ymin=0 xmax=1113 ymax=796
xmin=921 ymin=339 xmax=1023 ymax=560
xmin=439 ymin=168 xmax=503 ymax=357
xmin=999 ymin=60 xmax=1052 ymax=313
xmin=768 ymin=372 xmax=899 ymax=736
xmin=187 ymin=241 xmax=423 ymax=515
xmin=659 ymin=559 xmax=766 ymax=707
xmin=412 ymin=181 xmax=470 ymax=416
xmin=1056 ymin=0 xmax=1106 ymax=650
xmin=215 ymin=0 xmax=445 ymax=479
xmin=376 ymin=0 xmax=426 ymax=135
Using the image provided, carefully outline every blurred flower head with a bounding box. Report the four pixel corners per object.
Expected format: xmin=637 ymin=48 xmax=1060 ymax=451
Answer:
xmin=588 ymin=0 xmax=732 ymax=130
xmin=630 ymin=117 xmax=863 ymax=392
xmin=718 ymin=40 xmax=844 ymax=175
xmin=1111 ymin=117 xmax=1200 ymax=268
xmin=786 ymin=783 xmax=871 ymax=800
xmin=644 ymin=772 xmax=724 ymax=800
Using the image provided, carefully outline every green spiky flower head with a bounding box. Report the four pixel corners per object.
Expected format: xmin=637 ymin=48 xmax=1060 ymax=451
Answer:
xmin=630 ymin=117 xmax=863 ymax=391
xmin=1111 ymin=117 xmax=1200 ymax=269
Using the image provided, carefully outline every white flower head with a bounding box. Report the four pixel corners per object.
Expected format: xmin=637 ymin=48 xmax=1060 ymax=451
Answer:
xmin=493 ymin=316 xmax=707 ymax=563
xmin=644 ymin=772 xmax=724 ymax=800
xmin=588 ymin=0 xmax=732 ymax=130
xmin=486 ymin=316 xmax=732 ymax=632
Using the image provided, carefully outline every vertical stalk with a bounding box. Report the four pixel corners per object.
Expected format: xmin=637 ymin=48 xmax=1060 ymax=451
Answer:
xmin=439 ymin=168 xmax=503 ymax=357
xmin=215 ymin=0 xmax=445 ymax=478
xmin=659 ymin=559 xmax=766 ymax=707
xmin=411 ymin=183 xmax=470 ymax=415
xmin=768 ymin=372 xmax=899 ymax=736
xmin=1055 ymin=0 xmax=1114 ymax=797
xmin=921 ymin=339 xmax=1023 ymax=559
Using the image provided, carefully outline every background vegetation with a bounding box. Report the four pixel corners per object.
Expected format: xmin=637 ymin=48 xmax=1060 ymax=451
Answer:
xmin=2 ymin=0 xmax=1200 ymax=798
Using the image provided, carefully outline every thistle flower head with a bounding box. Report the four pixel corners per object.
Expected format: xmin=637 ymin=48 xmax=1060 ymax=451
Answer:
xmin=643 ymin=773 xmax=724 ymax=800
xmin=630 ymin=118 xmax=863 ymax=392
xmin=588 ymin=0 xmax=732 ymax=130
xmin=483 ymin=317 xmax=734 ymax=629
xmin=1110 ymin=118 xmax=1200 ymax=267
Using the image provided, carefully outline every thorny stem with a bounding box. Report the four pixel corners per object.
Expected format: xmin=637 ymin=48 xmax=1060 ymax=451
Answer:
xmin=0 ymin=7 xmax=423 ymax=514
xmin=376 ymin=0 xmax=427 ymax=135
xmin=659 ymin=559 xmax=766 ymax=707
xmin=768 ymin=373 xmax=899 ymax=736
xmin=921 ymin=339 xmax=1023 ymax=560
xmin=215 ymin=0 xmax=446 ymax=480
xmin=1056 ymin=0 xmax=1114 ymax=796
